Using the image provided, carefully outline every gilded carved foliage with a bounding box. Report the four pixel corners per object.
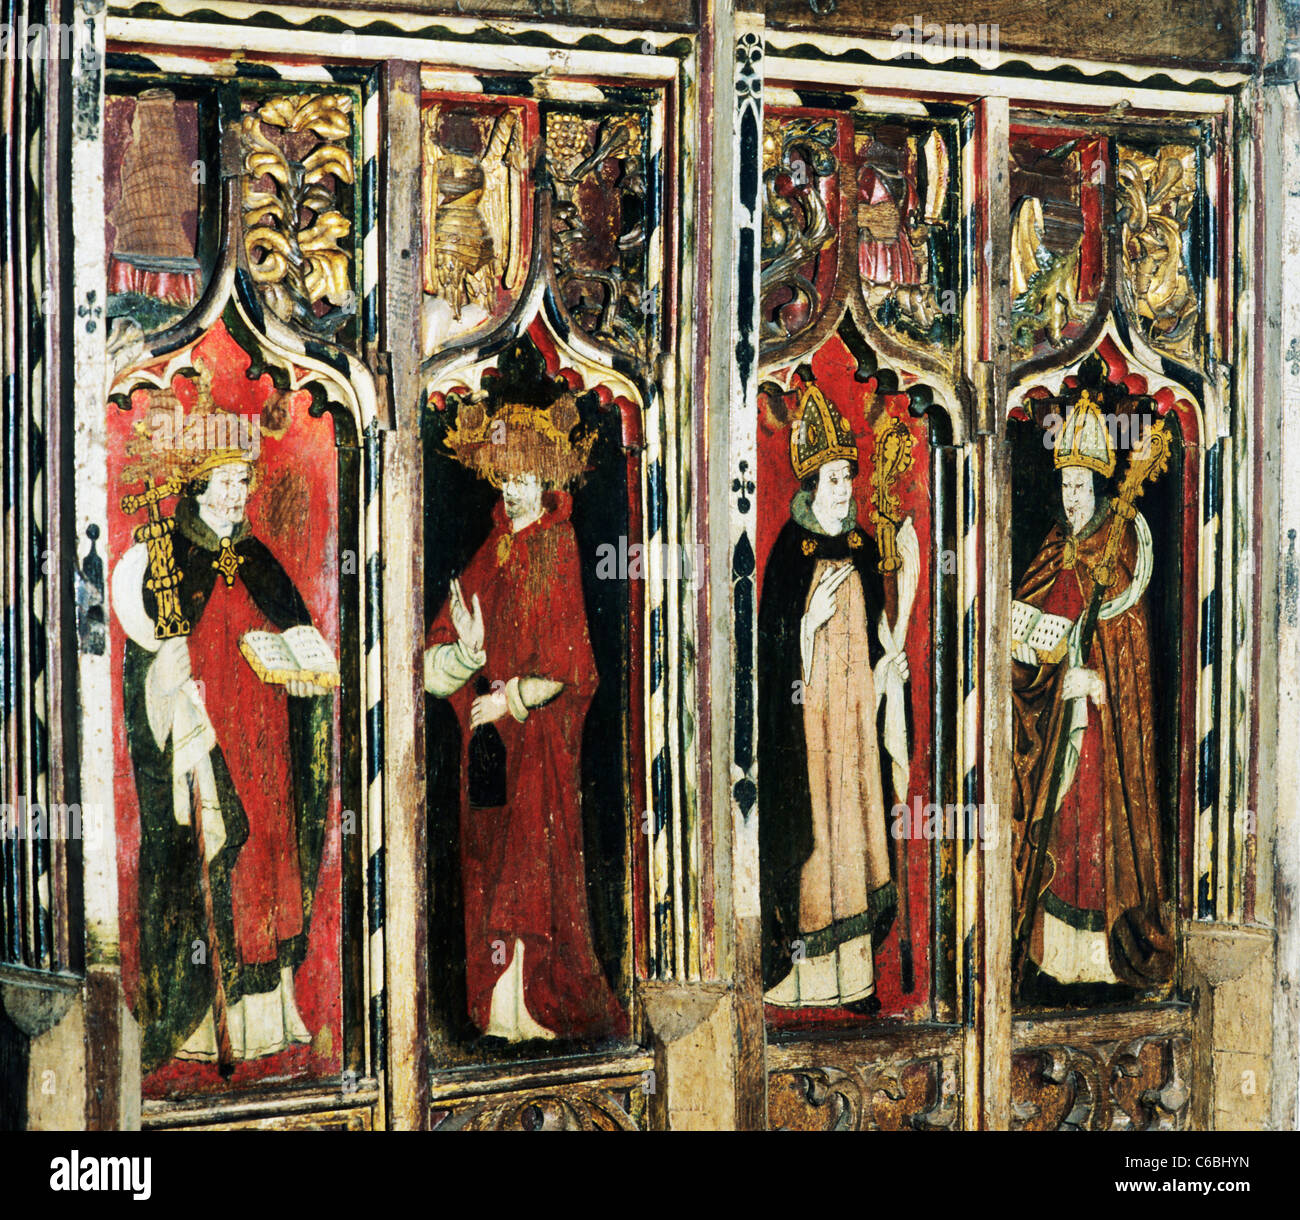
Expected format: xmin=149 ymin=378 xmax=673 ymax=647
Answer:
xmin=1117 ymin=144 xmax=1199 ymax=364
xmin=1011 ymin=1035 xmax=1191 ymax=1131
xmin=761 ymin=116 xmax=839 ymax=353
xmin=546 ymin=111 xmax=652 ymax=363
xmin=241 ymin=93 xmax=356 ymax=340
xmin=768 ymin=1056 xmax=959 ymax=1131
xmin=431 ymin=1084 xmax=647 ymax=1131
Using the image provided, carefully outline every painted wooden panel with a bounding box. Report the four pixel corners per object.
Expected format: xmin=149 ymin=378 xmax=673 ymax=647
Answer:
xmin=1006 ymin=116 xmax=1225 ymax=1013
xmin=764 ymin=0 xmax=1247 ymax=68
xmin=100 ymin=75 xmax=372 ymax=1100
xmin=755 ymin=103 xmax=968 ymax=1029
xmin=419 ymin=72 xmax=684 ymax=1069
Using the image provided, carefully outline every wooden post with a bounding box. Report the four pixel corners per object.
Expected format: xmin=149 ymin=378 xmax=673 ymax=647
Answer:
xmin=379 ymin=60 xmax=429 ymax=1130
xmin=975 ymin=94 xmax=1013 ymax=1133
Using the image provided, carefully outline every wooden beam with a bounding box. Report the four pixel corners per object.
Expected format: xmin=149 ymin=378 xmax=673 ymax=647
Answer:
xmin=379 ymin=61 xmax=429 ymax=1130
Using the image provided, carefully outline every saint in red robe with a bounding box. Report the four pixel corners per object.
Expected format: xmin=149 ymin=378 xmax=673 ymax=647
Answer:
xmin=427 ymin=491 xmax=627 ymax=1039
xmin=1011 ymin=506 xmax=1174 ymax=990
xmin=118 ymin=493 xmax=331 ymax=1071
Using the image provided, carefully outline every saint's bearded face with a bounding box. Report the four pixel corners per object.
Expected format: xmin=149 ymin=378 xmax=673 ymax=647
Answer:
xmin=197 ymin=462 xmax=252 ymax=529
xmin=501 ymin=472 xmax=544 ymax=523
xmin=1060 ymin=466 xmax=1095 ymax=536
xmin=812 ymin=459 xmax=855 ymax=526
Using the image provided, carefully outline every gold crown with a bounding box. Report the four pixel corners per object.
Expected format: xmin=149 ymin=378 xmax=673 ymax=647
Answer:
xmin=1053 ymin=390 xmax=1116 ymax=478
xmin=120 ymin=357 xmax=261 ymax=492
xmin=443 ymin=394 xmax=595 ymax=489
xmin=790 ymin=384 xmax=858 ymax=481
xmin=190 ymin=449 xmax=254 ymax=480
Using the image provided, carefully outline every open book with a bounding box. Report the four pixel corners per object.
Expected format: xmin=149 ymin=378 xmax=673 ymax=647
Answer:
xmin=1010 ymin=600 xmax=1072 ymax=666
xmin=240 ymin=625 xmax=340 ymax=689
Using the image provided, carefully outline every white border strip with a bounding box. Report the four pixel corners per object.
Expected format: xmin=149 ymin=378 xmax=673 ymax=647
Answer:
xmin=763 ymin=54 xmax=1237 ymax=116
xmin=763 ymin=30 xmax=1249 ymax=90
xmin=108 ymin=18 xmax=681 ymax=82
xmin=109 ymin=0 xmax=691 ymax=47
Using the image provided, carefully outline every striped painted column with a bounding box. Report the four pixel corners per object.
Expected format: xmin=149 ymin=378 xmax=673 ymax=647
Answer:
xmin=727 ymin=18 xmax=763 ymax=945
xmin=359 ymin=69 xmax=385 ymax=1078
xmin=361 ymin=81 xmax=380 ymax=359
xmin=956 ymin=448 xmax=980 ymax=1024
xmin=1197 ymin=440 xmax=1221 ymax=919
xmin=1 ymin=0 xmax=57 ymax=970
xmin=364 ymin=425 xmax=385 ymax=1074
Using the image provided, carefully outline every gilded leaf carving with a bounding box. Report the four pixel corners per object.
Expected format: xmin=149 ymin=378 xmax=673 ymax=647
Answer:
xmin=240 ymin=92 xmax=356 ymax=340
xmin=1118 ymin=144 xmax=1199 ymax=363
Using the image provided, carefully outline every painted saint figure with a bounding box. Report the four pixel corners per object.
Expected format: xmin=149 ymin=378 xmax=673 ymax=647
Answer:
xmin=113 ymin=428 xmax=334 ymax=1073
xmin=424 ymin=396 xmax=626 ymax=1044
xmin=1011 ymin=395 xmax=1174 ymax=995
xmin=759 ymin=386 xmax=916 ymax=1011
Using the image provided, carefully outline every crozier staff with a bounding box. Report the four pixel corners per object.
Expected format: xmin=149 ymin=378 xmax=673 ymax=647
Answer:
xmin=759 ymin=384 xmax=918 ymax=1013
xmin=1010 ymin=393 xmax=1174 ymax=996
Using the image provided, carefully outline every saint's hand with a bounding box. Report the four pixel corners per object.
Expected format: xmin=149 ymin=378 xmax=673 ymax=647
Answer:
xmin=896 ymin=516 xmax=921 ymax=579
xmin=450 ymin=577 xmax=485 ymax=654
xmin=153 ymin=637 xmax=192 ymax=694
xmin=286 ymin=678 xmax=331 ymax=698
xmin=470 ymin=688 xmax=509 ymax=728
xmin=888 ymin=651 xmax=910 ymax=684
xmin=804 ymin=563 xmax=855 ymax=634
xmin=1061 ymin=666 xmax=1105 ymax=707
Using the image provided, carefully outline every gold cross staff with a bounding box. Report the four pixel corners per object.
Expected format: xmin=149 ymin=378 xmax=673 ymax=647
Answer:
xmin=121 ymin=476 xmax=190 ymax=640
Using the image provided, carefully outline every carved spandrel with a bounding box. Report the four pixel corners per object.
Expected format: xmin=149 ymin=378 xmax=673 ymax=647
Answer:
xmin=855 ymin=124 xmax=955 ymax=350
xmin=421 ymin=101 xmax=529 ymax=350
xmin=768 ymin=1055 xmax=959 ymax=1131
xmin=431 ymin=1083 xmax=647 ymax=1131
xmin=1117 ymin=144 xmax=1199 ymax=366
xmin=1011 ymin=1035 xmax=1191 ymax=1131
xmin=758 ymin=113 xmax=959 ymax=372
xmin=545 ymin=111 xmax=653 ymax=364
xmin=106 ymin=89 xmax=203 ymax=336
xmin=1009 ymin=134 xmax=1105 ymax=362
xmin=241 ymin=93 xmax=356 ymax=342
xmin=760 ymin=116 xmax=840 ymax=355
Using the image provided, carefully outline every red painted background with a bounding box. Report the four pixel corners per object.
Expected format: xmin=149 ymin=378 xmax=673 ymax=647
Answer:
xmin=107 ymin=322 xmax=344 ymax=1097
xmin=758 ymin=333 xmax=937 ymax=1024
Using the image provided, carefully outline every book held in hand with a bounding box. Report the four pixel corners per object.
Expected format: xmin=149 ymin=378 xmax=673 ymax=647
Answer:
xmin=1010 ymin=600 xmax=1073 ymax=665
xmin=239 ymin=625 xmax=340 ymax=689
